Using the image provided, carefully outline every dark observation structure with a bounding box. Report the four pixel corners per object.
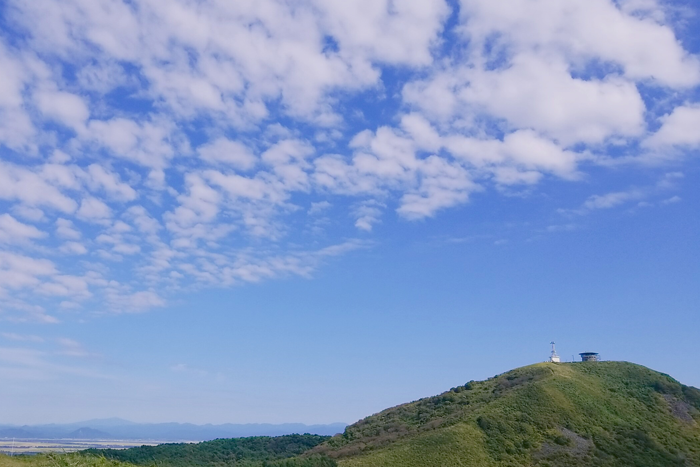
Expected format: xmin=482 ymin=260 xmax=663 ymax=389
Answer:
xmin=580 ymin=352 xmax=600 ymax=362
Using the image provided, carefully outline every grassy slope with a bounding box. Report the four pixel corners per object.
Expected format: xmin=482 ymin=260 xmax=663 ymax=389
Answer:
xmin=1 ymin=453 xmax=334 ymax=467
xmin=311 ymin=362 xmax=700 ymax=467
xmin=0 ymin=454 xmax=134 ymax=467
xmin=83 ymin=434 xmax=332 ymax=467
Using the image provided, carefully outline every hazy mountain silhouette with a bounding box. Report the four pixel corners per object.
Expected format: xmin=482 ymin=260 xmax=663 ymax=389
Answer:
xmin=0 ymin=420 xmax=346 ymax=441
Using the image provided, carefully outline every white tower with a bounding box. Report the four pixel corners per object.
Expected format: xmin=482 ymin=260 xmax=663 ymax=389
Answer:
xmin=549 ymin=341 xmax=561 ymax=363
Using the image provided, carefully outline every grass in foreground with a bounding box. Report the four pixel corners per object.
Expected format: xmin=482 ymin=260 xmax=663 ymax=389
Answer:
xmin=1 ymin=453 xmax=336 ymax=467
xmin=0 ymin=454 xmax=135 ymax=467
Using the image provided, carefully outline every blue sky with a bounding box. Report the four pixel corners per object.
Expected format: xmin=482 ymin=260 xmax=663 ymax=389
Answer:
xmin=0 ymin=0 xmax=699 ymax=425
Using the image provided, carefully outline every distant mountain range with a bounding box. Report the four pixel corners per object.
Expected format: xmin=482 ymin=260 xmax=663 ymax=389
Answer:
xmin=0 ymin=419 xmax=346 ymax=441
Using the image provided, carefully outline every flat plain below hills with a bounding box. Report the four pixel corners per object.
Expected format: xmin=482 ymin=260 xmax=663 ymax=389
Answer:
xmin=0 ymin=439 xmax=164 ymax=455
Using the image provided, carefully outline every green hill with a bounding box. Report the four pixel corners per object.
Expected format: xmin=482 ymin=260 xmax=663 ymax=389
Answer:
xmin=82 ymin=434 xmax=334 ymax=467
xmin=309 ymin=362 xmax=700 ymax=467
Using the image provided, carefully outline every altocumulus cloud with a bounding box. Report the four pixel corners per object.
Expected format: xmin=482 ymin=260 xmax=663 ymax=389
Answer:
xmin=0 ymin=0 xmax=699 ymax=322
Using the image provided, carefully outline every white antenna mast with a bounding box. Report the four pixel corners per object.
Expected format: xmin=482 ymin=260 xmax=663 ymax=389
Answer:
xmin=549 ymin=341 xmax=561 ymax=363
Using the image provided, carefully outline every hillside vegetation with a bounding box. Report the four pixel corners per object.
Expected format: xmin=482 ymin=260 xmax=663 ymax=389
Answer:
xmin=1 ymin=451 xmax=334 ymax=467
xmin=83 ymin=434 xmax=334 ymax=467
xmin=0 ymin=453 xmax=134 ymax=467
xmin=310 ymin=362 xmax=700 ymax=467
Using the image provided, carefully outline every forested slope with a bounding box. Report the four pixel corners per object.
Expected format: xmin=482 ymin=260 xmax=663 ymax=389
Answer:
xmin=84 ymin=435 xmax=333 ymax=467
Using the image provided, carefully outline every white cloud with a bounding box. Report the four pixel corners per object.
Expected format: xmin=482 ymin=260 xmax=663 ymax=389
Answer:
xmin=112 ymin=243 xmax=141 ymax=255
xmin=645 ymin=104 xmax=700 ymax=148
xmin=0 ymin=214 xmax=46 ymax=244
xmin=76 ymin=197 xmax=112 ymax=222
xmin=203 ymin=170 xmax=270 ymax=203
xmin=313 ymin=0 xmax=451 ymax=66
xmin=84 ymin=164 xmax=137 ymax=201
xmin=110 ymin=221 xmax=132 ymax=234
xmin=0 ymin=251 xmax=56 ymax=290
xmin=353 ymin=201 xmax=384 ymax=231
xmin=13 ymin=205 xmax=46 ymax=222
xmin=9 ymin=0 xmax=450 ymax=126
xmin=405 ymin=55 xmax=646 ymax=147
xmin=0 ymin=161 xmax=78 ymax=213
xmin=262 ymin=139 xmax=315 ymax=191
xmin=165 ymin=174 xmax=221 ymax=232
xmin=95 ymin=232 xmax=140 ymax=256
xmin=182 ymin=240 xmax=366 ymax=285
xmin=400 ymin=113 xmax=442 ymax=152
xmin=661 ymin=195 xmax=681 ymax=205
xmin=40 ymin=275 xmax=91 ymax=299
xmin=107 ymin=290 xmax=166 ymax=312
xmin=134 ymin=237 xmax=366 ymax=292
xmin=0 ymin=43 xmax=29 ymax=109
xmin=38 ymin=163 xmax=82 ymax=191
xmin=445 ymin=130 xmax=579 ymax=180
xmin=617 ymin=0 xmax=666 ymax=20
xmin=0 ymin=42 xmax=36 ymax=151
xmin=55 ymin=218 xmax=81 ymax=239
xmin=319 ymin=142 xmax=460 ymax=219
xmin=308 ymin=201 xmax=332 ymax=215
xmin=59 ymin=241 xmax=88 ymax=255
xmin=124 ymin=205 xmax=161 ymax=241
xmin=198 ymin=138 xmax=256 ymax=170
xmin=187 ymin=163 xmax=305 ymax=240
xmin=397 ymin=155 xmax=475 ymax=220
xmin=34 ymin=90 xmax=90 ymax=131
xmin=561 ymin=171 xmax=684 ymax=215
xmin=59 ymin=300 xmax=82 ymax=310
xmin=1 ymin=333 xmax=45 ymax=343
xmin=459 ymin=0 xmax=700 ymax=88
xmin=582 ymin=190 xmax=644 ymax=210
xmin=86 ymin=117 xmax=181 ymax=172
xmin=402 ymin=72 xmax=461 ymax=122
xmin=76 ymin=59 xmax=130 ymax=93
xmin=461 ymin=54 xmax=646 ymax=145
